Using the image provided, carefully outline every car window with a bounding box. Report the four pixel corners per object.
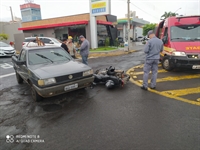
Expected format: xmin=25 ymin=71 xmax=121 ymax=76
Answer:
xmin=19 ymin=50 xmax=26 ymax=61
xmin=40 ymin=38 xmax=51 ymax=43
xmin=28 ymin=48 xmax=72 ymax=65
xmin=51 ymin=38 xmax=61 ymax=44
xmin=24 ymin=38 xmax=35 ymax=42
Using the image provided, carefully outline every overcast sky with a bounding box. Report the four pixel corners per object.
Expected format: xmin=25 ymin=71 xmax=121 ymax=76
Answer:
xmin=0 ymin=0 xmax=199 ymax=23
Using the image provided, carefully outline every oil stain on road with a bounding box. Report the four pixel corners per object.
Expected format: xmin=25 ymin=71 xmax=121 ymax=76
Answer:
xmin=127 ymin=64 xmax=200 ymax=106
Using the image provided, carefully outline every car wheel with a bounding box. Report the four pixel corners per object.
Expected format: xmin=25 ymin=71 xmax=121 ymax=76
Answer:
xmin=15 ymin=71 xmax=23 ymax=84
xmin=162 ymin=57 xmax=173 ymax=71
xmin=31 ymin=85 xmax=43 ymax=102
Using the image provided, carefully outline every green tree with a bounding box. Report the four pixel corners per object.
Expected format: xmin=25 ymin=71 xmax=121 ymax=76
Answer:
xmin=161 ymin=11 xmax=178 ymax=20
xmin=0 ymin=33 xmax=9 ymax=40
xmin=142 ymin=23 xmax=157 ymax=36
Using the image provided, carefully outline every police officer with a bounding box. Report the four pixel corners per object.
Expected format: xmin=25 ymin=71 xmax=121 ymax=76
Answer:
xmin=141 ymin=30 xmax=163 ymax=90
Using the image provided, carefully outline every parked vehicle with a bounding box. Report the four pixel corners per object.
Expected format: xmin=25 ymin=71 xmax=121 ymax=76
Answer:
xmin=12 ymin=45 xmax=94 ymax=101
xmin=141 ymin=36 xmax=149 ymax=42
xmin=23 ymin=37 xmax=62 ymax=47
xmin=136 ymin=36 xmax=144 ymax=42
xmin=155 ymin=15 xmax=200 ymax=71
xmin=117 ymin=36 xmax=124 ymax=43
xmin=98 ymin=39 xmax=105 ymax=47
xmin=0 ymin=41 xmax=16 ymax=57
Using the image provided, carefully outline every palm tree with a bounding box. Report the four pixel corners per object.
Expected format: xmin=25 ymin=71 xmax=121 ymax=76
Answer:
xmin=160 ymin=11 xmax=178 ymax=20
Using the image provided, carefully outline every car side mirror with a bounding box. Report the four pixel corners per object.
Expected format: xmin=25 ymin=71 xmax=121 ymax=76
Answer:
xmin=49 ymin=41 xmax=54 ymax=44
xmin=162 ymin=36 xmax=167 ymax=44
xmin=16 ymin=60 xmax=26 ymax=65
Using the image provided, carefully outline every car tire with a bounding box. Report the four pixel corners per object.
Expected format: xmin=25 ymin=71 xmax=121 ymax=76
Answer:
xmin=31 ymin=85 xmax=43 ymax=102
xmin=16 ymin=71 xmax=23 ymax=84
xmin=162 ymin=56 xmax=173 ymax=71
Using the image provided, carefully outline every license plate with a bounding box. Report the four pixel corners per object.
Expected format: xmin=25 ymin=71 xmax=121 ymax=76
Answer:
xmin=64 ymin=83 xmax=78 ymax=91
xmin=192 ymin=65 xmax=200 ymax=69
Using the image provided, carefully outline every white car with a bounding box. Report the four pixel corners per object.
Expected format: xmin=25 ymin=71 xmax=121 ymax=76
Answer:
xmin=23 ymin=37 xmax=62 ymax=47
xmin=0 ymin=41 xmax=16 ymax=57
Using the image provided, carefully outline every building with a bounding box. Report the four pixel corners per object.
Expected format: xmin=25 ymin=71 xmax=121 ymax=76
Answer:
xmin=20 ymin=3 xmax=42 ymax=22
xmin=0 ymin=21 xmax=23 ymax=44
xmin=117 ymin=11 xmax=150 ymax=42
xmin=18 ymin=13 xmax=118 ymax=47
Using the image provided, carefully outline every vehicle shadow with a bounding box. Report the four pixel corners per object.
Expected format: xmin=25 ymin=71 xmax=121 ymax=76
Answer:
xmin=170 ymin=68 xmax=200 ymax=74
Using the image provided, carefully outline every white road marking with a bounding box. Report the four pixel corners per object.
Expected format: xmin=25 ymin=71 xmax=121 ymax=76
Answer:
xmin=0 ymin=73 xmax=15 ymax=79
xmin=0 ymin=63 xmax=13 ymax=69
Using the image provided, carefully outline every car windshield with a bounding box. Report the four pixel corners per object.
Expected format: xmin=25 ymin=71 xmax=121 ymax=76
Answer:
xmin=51 ymin=38 xmax=61 ymax=44
xmin=28 ymin=48 xmax=72 ymax=65
xmin=0 ymin=42 xmax=9 ymax=47
xmin=171 ymin=25 xmax=200 ymax=41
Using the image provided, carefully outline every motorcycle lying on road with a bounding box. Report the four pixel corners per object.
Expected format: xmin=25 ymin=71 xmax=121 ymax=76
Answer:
xmin=92 ymin=66 xmax=130 ymax=89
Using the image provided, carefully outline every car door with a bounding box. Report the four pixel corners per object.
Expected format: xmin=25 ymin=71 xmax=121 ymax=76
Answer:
xmin=18 ymin=49 xmax=29 ymax=81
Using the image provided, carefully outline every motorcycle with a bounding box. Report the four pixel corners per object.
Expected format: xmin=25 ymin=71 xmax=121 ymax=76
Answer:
xmin=93 ymin=66 xmax=130 ymax=89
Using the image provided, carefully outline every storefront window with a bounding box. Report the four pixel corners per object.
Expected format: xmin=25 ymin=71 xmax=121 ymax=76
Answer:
xmin=68 ymin=25 xmax=86 ymax=42
xmin=97 ymin=25 xmax=109 ymax=47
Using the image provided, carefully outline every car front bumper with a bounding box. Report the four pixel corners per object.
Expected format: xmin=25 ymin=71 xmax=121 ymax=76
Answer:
xmin=33 ymin=76 xmax=94 ymax=98
xmin=0 ymin=50 xmax=16 ymax=56
xmin=168 ymin=56 xmax=200 ymax=69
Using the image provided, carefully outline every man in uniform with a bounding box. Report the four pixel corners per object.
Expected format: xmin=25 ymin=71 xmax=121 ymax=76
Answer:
xmin=141 ymin=30 xmax=163 ymax=90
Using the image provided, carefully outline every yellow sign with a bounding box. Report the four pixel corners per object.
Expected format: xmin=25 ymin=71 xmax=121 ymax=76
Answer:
xmin=186 ymin=46 xmax=200 ymax=50
xmin=92 ymin=2 xmax=106 ymax=9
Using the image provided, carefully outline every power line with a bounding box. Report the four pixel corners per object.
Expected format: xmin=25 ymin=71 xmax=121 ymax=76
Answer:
xmin=118 ymin=0 xmax=160 ymax=20
xmin=130 ymin=2 xmax=160 ymax=20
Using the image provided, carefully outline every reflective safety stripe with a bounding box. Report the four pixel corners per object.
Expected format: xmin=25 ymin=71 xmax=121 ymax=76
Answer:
xmin=163 ymin=46 xmax=175 ymax=53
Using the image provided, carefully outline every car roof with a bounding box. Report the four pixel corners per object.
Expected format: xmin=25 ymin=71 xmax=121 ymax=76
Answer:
xmin=25 ymin=37 xmax=55 ymax=39
xmin=23 ymin=45 xmax=61 ymax=51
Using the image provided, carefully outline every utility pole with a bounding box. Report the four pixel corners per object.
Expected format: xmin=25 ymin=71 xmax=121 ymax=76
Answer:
xmin=10 ymin=6 xmax=14 ymax=22
xmin=127 ymin=0 xmax=130 ymax=51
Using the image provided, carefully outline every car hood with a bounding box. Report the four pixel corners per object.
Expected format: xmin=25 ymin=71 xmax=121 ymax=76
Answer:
xmin=29 ymin=60 xmax=92 ymax=79
xmin=171 ymin=42 xmax=200 ymax=53
xmin=0 ymin=46 xmax=14 ymax=51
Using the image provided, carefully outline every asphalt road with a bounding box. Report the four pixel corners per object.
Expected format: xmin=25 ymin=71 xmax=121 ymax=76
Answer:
xmin=0 ymin=50 xmax=200 ymax=150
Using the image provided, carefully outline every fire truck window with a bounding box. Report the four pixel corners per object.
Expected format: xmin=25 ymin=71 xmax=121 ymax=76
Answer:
xmin=164 ymin=27 xmax=168 ymax=37
xmin=163 ymin=28 xmax=168 ymax=44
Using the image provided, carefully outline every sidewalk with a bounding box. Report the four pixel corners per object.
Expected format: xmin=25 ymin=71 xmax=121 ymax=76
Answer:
xmin=76 ymin=42 xmax=145 ymax=58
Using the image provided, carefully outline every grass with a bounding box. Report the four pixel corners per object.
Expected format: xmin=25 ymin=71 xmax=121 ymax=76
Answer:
xmin=90 ymin=46 xmax=117 ymax=52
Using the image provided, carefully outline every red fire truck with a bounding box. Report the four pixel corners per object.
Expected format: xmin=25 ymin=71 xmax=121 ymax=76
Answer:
xmin=155 ymin=15 xmax=200 ymax=71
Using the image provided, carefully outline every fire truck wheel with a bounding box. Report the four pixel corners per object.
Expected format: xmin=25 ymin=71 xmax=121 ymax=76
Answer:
xmin=162 ymin=57 xmax=173 ymax=71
